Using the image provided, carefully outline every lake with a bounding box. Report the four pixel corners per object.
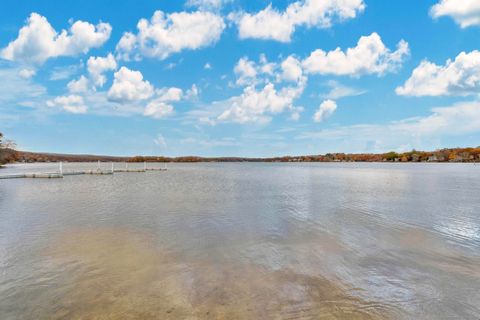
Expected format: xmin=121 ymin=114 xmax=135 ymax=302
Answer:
xmin=0 ymin=162 xmax=479 ymax=319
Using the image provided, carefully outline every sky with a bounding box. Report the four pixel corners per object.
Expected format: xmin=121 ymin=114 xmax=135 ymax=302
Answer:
xmin=1 ymin=0 xmax=480 ymax=157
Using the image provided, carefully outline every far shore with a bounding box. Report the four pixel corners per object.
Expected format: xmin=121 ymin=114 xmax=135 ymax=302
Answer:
xmin=3 ymin=147 xmax=480 ymax=164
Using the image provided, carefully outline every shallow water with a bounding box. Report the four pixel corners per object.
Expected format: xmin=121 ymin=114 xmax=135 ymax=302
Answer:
xmin=0 ymin=162 xmax=479 ymax=319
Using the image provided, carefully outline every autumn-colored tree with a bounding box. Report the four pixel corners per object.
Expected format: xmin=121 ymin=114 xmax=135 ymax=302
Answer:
xmin=383 ymin=152 xmax=399 ymax=161
xmin=0 ymin=132 xmax=18 ymax=165
xmin=448 ymin=152 xmax=457 ymax=162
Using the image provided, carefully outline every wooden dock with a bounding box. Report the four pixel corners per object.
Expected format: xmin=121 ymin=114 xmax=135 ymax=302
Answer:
xmin=0 ymin=173 xmax=63 ymax=179
xmin=0 ymin=162 xmax=167 ymax=180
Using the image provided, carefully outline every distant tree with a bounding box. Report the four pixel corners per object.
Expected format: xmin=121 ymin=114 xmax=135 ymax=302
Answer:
xmin=448 ymin=152 xmax=457 ymax=162
xmin=0 ymin=132 xmax=6 ymax=165
xmin=383 ymin=152 xmax=399 ymax=161
xmin=0 ymin=132 xmax=18 ymax=165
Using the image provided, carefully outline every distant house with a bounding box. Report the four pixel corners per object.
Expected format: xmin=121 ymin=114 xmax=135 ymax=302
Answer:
xmin=427 ymin=155 xmax=438 ymax=162
xmin=437 ymin=154 xmax=446 ymax=162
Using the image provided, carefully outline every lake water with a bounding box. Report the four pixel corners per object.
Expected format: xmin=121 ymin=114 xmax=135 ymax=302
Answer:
xmin=0 ymin=162 xmax=479 ymax=319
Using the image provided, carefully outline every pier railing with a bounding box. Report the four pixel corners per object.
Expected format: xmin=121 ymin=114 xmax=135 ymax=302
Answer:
xmin=0 ymin=162 xmax=167 ymax=180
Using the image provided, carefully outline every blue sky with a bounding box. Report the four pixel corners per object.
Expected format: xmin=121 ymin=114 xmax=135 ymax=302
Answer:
xmin=1 ymin=0 xmax=480 ymax=157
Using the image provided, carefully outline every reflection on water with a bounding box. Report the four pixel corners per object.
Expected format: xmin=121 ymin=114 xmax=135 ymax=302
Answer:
xmin=0 ymin=162 xmax=479 ymax=319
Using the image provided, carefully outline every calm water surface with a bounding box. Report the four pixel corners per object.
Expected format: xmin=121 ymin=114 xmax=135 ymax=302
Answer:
xmin=0 ymin=162 xmax=479 ymax=319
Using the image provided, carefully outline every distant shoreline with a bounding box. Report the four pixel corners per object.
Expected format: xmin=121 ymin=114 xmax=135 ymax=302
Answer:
xmin=4 ymin=147 xmax=480 ymax=164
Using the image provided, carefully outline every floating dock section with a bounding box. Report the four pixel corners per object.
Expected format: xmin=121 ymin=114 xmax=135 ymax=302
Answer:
xmin=0 ymin=173 xmax=63 ymax=179
xmin=0 ymin=162 xmax=167 ymax=180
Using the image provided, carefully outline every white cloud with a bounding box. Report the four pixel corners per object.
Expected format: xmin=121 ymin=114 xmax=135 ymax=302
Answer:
xmin=430 ymin=0 xmax=480 ymax=28
xmin=186 ymin=0 xmax=232 ymax=11
xmin=234 ymin=57 xmax=258 ymax=85
xmin=280 ymin=56 xmax=303 ymax=82
xmin=115 ymin=32 xmax=137 ymax=61
xmin=396 ymin=50 xmax=480 ymax=97
xmin=47 ymin=94 xmax=87 ymax=114
xmin=218 ymin=80 xmax=306 ymax=123
xmin=18 ymin=68 xmax=36 ymax=79
xmin=322 ymin=80 xmax=366 ymax=99
xmin=87 ymin=53 xmax=117 ymax=87
xmin=313 ymin=99 xmax=337 ymax=122
xmin=67 ymin=75 xmax=90 ymax=93
xmin=144 ymin=101 xmax=174 ymax=119
xmin=156 ymin=87 xmax=183 ymax=102
xmin=395 ymin=102 xmax=480 ymax=135
xmin=233 ymin=55 xmax=304 ymax=87
xmin=300 ymin=101 xmax=480 ymax=152
xmin=154 ymin=133 xmax=167 ymax=149
xmin=115 ymin=10 xmax=225 ymax=60
xmin=204 ymin=62 xmax=212 ymax=69
xmin=1 ymin=13 xmax=111 ymax=64
xmin=186 ymin=84 xmax=199 ymax=99
xmin=303 ymin=33 xmax=409 ymax=76
xmin=290 ymin=106 xmax=304 ymax=121
xmin=108 ymin=67 xmax=154 ymax=103
xmin=231 ymin=0 xmax=365 ymax=42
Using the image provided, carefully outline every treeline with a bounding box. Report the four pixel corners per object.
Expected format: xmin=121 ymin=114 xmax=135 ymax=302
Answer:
xmin=125 ymin=148 xmax=480 ymax=163
xmin=12 ymin=148 xmax=480 ymax=163
xmin=16 ymin=151 xmax=129 ymax=163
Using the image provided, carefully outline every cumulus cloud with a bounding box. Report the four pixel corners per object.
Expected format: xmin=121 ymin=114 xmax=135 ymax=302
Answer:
xmin=67 ymin=75 xmax=90 ymax=93
xmin=218 ymin=80 xmax=306 ymax=123
xmin=87 ymin=53 xmax=117 ymax=87
xmin=233 ymin=54 xmax=306 ymax=87
xmin=313 ymin=99 xmax=337 ymax=122
xmin=1 ymin=12 xmax=111 ymax=64
xmin=47 ymin=94 xmax=87 ymax=114
xmin=156 ymin=87 xmax=183 ymax=102
xmin=108 ymin=67 xmax=154 ymax=103
xmin=280 ymin=56 xmax=303 ymax=82
xmin=144 ymin=101 xmax=174 ymax=119
xmin=116 ymin=10 xmax=225 ymax=60
xmin=396 ymin=51 xmax=480 ymax=97
xmin=210 ymin=54 xmax=309 ymax=124
xmin=430 ymin=0 xmax=480 ymax=28
xmin=303 ymin=33 xmax=409 ymax=76
xmin=115 ymin=32 xmax=137 ymax=61
xmin=231 ymin=0 xmax=365 ymax=42
xmin=234 ymin=57 xmax=258 ymax=86
xmin=143 ymin=86 xmax=196 ymax=119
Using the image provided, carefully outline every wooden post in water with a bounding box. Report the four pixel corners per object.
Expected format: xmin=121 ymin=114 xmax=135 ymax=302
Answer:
xmin=59 ymin=162 xmax=63 ymax=175
xmin=144 ymin=161 xmax=147 ymax=171
xmin=111 ymin=162 xmax=114 ymax=173
xmin=125 ymin=162 xmax=128 ymax=170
